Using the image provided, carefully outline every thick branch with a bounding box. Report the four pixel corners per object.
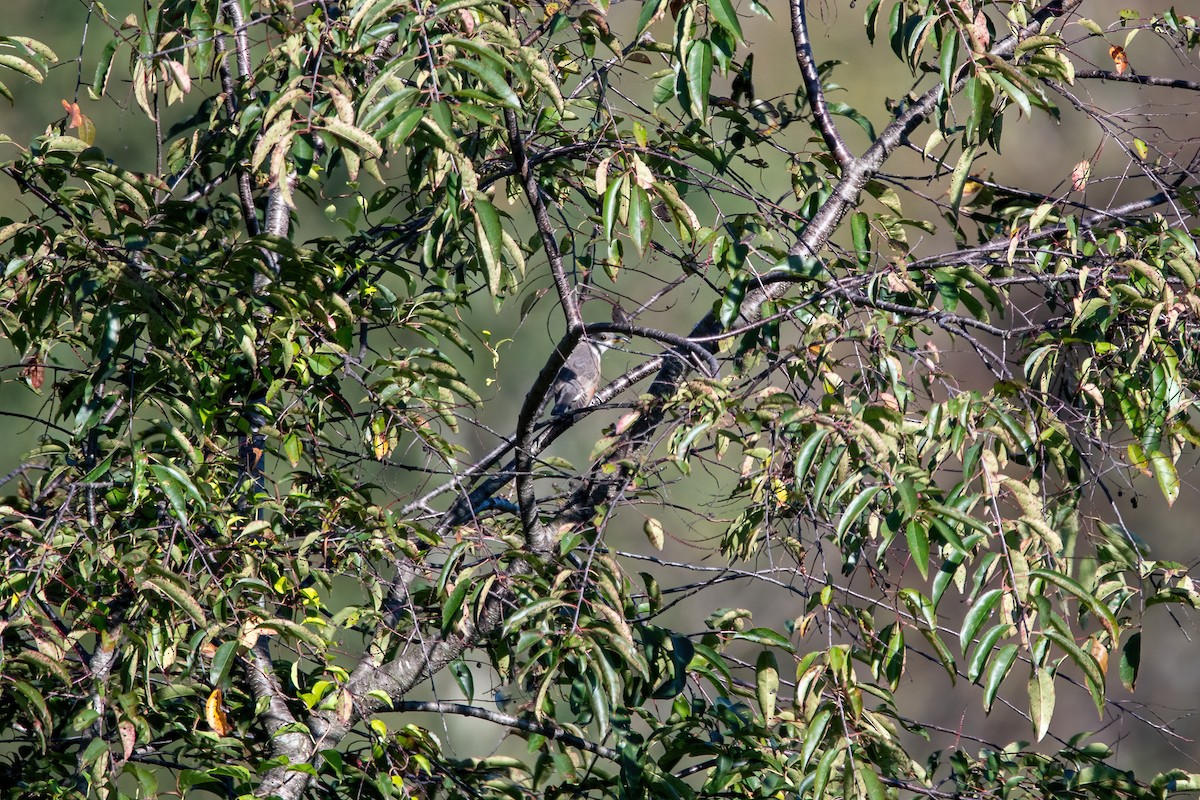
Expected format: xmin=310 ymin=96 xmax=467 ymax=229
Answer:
xmin=511 ymin=330 xmax=580 ymax=551
xmin=246 ymin=639 xmax=311 ymax=799
xmin=216 ymin=0 xmax=259 ymax=236
xmin=790 ymin=0 xmax=853 ymax=168
xmin=563 ymin=0 xmax=1086 ymax=522
xmin=505 ymin=107 xmax=583 ymax=546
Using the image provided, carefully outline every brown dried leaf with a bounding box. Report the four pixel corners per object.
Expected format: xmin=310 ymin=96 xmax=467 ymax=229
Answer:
xmin=458 ymin=9 xmax=475 ymax=34
xmin=21 ymin=356 xmax=44 ymax=390
xmin=969 ymin=11 xmax=990 ymax=51
xmin=1071 ymin=160 xmax=1091 ymax=192
xmin=1109 ymin=46 xmax=1130 ymax=76
xmin=118 ymin=719 xmax=136 ymax=762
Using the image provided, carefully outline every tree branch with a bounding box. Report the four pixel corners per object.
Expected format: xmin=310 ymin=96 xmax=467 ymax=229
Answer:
xmin=790 ymin=0 xmax=853 ymax=168
xmin=216 ymin=0 xmax=259 ymax=236
xmin=246 ymin=638 xmax=312 ymax=800
xmin=1074 ymin=69 xmax=1200 ymax=91
xmin=505 ymin=107 xmax=583 ymax=549
xmin=560 ymin=0 xmax=1086 ymax=524
xmin=391 ymin=700 xmax=619 ymax=761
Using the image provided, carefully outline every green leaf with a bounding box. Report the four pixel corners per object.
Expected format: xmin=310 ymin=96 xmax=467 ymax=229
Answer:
xmin=856 ymin=759 xmax=888 ymax=800
xmin=992 ymin=71 xmax=1031 ymax=117
xmin=1028 ymin=568 xmax=1119 ymax=640
xmin=0 ymin=53 xmax=43 ymax=83
xmin=210 ymin=640 xmax=239 ymax=686
xmin=283 ymin=433 xmax=302 ymax=467
xmin=502 ymin=598 xmax=564 ymax=636
xmin=835 ymin=484 xmax=883 ymax=542
xmin=148 ymin=461 xmax=204 ymax=526
xmin=720 ymin=273 xmax=747 ymax=329
xmin=319 ymin=115 xmax=384 ymax=159
xmin=899 ymin=587 xmax=936 ymax=628
xmin=122 ymin=762 xmax=159 ymax=796
xmin=375 ymin=106 xmax=425 ymax=147
xmin=442 ymin=579 xmax=471 ymax=634
xmin=603 ymin=174 xmax=624 ymax=243
xmin=707 ymin=0 xmax=744 ymax=41
xmin=451 ymin=58 xmax=521 ymax=111
xmin=144 ymin=576 xmax=206 ymax=625
xmin=850 ymin=211 xmax=871 ymax=266
xmin=939 ymin=33 xmax=959 ymax=95
xmin=905 ymin=520 xmax=930 ymax=579
xmin=1029 ymin=665 xmax=1055 ymax=741
xmin=450 ymin=660 xmax=475 ymax=704
xmin=1148 ymin=448 xmax=1180 ymax=506
xmin=735 ymin=627 xmax=796 ymax=653
xmin=960 ymin=587 xmax=1003 ymax=652
xmin=637 ymin=0 xmax=667 ymax=35
xmin=8 ymin=36 xmax=58 ymax=65
xmin=628 ymin=183 xmax=653 ymax=257
xmin=473 ymin=198 xmax=503 ymax=296
xmin=801 ymin=707 xmax=833 ymax=768
xmin=966 ymin=624 xmax=1008 ymax=683
xmin=755 ymin=650 xmax=779 ymax=722
xmin=812 ymin=738 xmax=841 ymax=800
xmin=947 ymin=143 xmax=979 ymax=219
xmin=1119 ymin=632 xmax=1140 ymax=692
xmin=11 ymin=679 xmax=52 ymax=733
xmin=1042 ymin=627 xmax=1105 ymax=714
xmin=684 ymin=40 xmax=712 ymax=119
xmin=90 ymin=38 xmax=120 ymax=100
xmin=794 ymin=428 xmax=830 ymax=483
xmin=256 ymin=618 xmax=327 ymax=649
xmin=982 ymin=643 xmax=1018 ymax=712
xmin=916 ymin=626 xmax=957 ymax=685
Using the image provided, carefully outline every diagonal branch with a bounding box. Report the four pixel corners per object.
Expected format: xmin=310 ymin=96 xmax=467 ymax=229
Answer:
xmin=562 ymin=0 xmax=1086 ymax=523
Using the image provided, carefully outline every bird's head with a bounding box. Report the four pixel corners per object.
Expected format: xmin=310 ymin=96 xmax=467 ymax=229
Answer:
xmin=589 ymin=330 xmax=622 ymax=355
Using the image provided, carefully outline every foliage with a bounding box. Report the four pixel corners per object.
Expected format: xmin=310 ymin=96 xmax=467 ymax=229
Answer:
xmin=2 ymin=0 xmax=1200 ymax=798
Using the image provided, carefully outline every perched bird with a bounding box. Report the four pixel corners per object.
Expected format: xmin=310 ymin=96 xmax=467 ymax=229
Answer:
xmin=550 ymin=332 xmax=619 ymax=416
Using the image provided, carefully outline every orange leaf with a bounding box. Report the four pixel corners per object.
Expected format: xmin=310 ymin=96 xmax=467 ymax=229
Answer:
xmin=1109 ymin=46 xmax=1130 ymax=76
xmin=60 ymin=99 xmax=83 ymax=129
xmin=205 ymin=688 xmax=234 ymax=736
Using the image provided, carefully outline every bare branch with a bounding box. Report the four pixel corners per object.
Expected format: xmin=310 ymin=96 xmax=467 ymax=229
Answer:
xmin=505 ymin=107 xmax=584 ymax=547
xmin=790 ymin=0 xmax=854 ymax=168
xmin=391 ymin=700 xmax=619 ymax=761
xmin=1074 ymin=69 xmax=1200 ymax=91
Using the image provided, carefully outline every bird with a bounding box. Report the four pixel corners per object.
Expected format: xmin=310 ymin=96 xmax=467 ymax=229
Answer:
xmin=549 ymin=332 xmax=619 ymax=416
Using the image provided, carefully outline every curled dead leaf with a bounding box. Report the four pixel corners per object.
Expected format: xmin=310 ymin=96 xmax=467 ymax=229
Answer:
xmin=1109 ymin=45 xmax=1130 ymax=76
xmin=1071 ymin=160 xmax=1091 ymax=192
xmin=205 ymin=688 xmax=234 ymax=736
xmin=21 ymin=356 xmax=44 ymax=390
xmin=60 ymin=99 xmax=83 ymax=129
xmin=644 ymin=517 xmax=665 ymax=551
